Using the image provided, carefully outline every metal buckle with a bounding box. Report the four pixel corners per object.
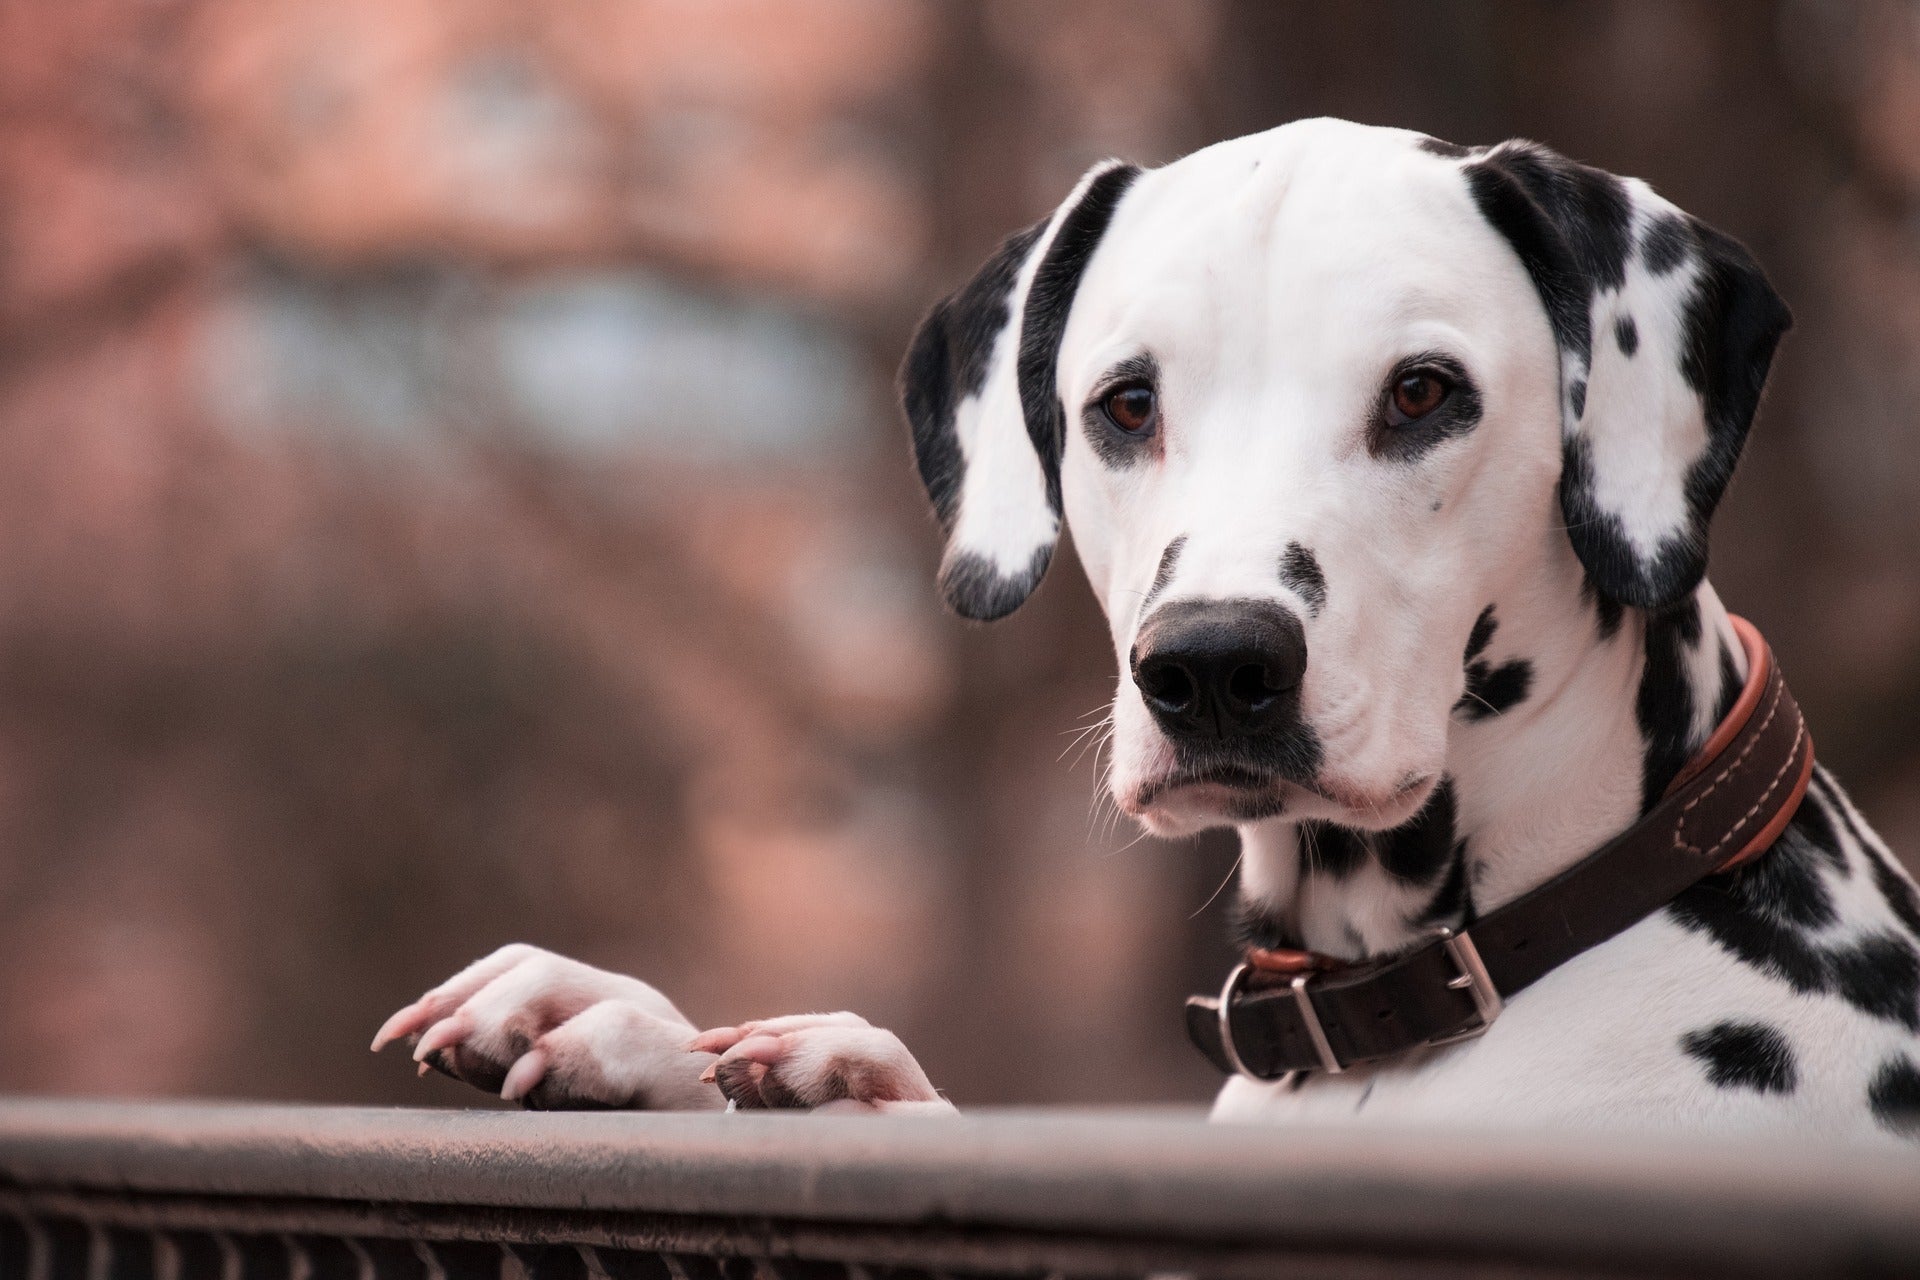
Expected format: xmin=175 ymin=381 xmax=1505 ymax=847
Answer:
xmin=1427 ymin=926 xmax=1504 ymax=1047
xmin=1215 ymin=963 xmax=1309 ymax=1084
xmin=1290 ymin=972 xmax=1344 ymax=1074
xmin=1215 ymin=963 xmax=1260 ymax=1081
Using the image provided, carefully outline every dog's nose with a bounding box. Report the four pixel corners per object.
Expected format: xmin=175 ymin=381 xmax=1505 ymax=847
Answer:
xmin=1131 ymin=600 xmax=1306 ymax=740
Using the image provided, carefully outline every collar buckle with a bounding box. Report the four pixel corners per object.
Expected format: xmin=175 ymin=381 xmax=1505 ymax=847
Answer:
xmin=1425 ymin=926 xmax=1504 ymax=1047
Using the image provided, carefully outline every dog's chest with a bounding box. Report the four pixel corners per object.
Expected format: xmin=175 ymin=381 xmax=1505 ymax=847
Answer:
xmin=1213 ymin=786 xmax=1920 ymax=1145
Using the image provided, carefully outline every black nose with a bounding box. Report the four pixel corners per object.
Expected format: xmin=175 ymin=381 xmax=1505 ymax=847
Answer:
xmin=1131 ymin=599 xmax=1307 ymax=741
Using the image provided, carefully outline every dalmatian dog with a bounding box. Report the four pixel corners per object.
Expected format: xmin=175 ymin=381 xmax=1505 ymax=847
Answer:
xmin=375 ymin=118 xmax=1920 ymax=1142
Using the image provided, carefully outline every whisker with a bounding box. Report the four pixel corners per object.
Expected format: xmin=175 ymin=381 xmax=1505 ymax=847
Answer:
xmin=1190 ymin=847 xmax=1244 ymax=920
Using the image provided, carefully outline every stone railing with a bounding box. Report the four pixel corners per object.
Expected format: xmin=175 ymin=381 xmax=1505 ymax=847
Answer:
xmin=0 ymin=1098 xmax=1915 ymax=1278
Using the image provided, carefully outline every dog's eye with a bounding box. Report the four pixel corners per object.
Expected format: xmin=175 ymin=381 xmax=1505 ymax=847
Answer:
xmin=1387 ymin=370 xmax=1451 ymax=425
xmin=1103 ymin=384 xmax=1157 ymax=434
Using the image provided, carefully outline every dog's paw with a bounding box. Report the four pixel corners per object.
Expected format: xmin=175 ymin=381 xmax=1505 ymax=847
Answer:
xmin=687 ymin=1012 xmax=954 ymax=1114
xmin=371 ymin=943 xmax=723 ymax=1111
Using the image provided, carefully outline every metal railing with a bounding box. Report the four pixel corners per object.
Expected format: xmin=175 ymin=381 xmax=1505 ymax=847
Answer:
xmin=0 ymin=1098 xmax=1915 ymax=1278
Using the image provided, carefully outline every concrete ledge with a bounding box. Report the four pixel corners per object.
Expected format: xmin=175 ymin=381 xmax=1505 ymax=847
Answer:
xmin=0 ymin=1098 xmax=1915 ymax=1277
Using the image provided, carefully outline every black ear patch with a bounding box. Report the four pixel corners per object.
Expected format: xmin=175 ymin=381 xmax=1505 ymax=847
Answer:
xmin=936 ymin=547 xmax=1053 ymax=624
xmin=899 ymin=161 xmax=1140 ymax=622
xmin=901 ymin=221 xmax=1044 ymax=530
xmin=1459 ymin=142 xmax=1791 ymax=610
xmin=1016 ymin=164 xmax=1141 ymax=514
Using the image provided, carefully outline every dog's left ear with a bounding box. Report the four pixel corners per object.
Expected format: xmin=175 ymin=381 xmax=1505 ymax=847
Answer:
xmin=1461 ymin=142 xmax=1792 ymax=610
xmin=900 ymin=161 xmax=1140 ymax=621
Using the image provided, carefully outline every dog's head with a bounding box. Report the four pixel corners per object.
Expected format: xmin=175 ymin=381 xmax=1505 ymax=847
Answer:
xmin=901 ymin=119 xmax=1788 ymax=838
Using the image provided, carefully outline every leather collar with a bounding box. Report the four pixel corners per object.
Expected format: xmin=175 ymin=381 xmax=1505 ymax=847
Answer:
xmin=1187 ymin=615 xmax=1814 ymax=1081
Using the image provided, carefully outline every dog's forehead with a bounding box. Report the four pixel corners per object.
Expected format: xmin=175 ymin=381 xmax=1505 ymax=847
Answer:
xmin=1102 ymin=125 xmax=1501 ymax=322
xmin=1072 ymin=121 xmax=1522 ymax=370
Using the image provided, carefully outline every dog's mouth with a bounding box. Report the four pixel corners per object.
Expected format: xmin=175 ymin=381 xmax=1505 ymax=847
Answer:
xmin=1127 ymin=764 xmax=1435 ymax=831
xmin=1129 ymin=765 xmax=1299 ymax=824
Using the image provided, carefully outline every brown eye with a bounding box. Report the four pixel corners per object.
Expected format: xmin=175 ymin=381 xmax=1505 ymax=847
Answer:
xmin=1388 ymin=370 xmax=1449 ymax=424
xmin=1103 ymin=385 xmax=1157 ymax=434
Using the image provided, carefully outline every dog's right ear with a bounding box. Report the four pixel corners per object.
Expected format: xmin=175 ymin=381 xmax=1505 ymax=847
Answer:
xmin=900 ymin=161 xmax=1139 ymax=620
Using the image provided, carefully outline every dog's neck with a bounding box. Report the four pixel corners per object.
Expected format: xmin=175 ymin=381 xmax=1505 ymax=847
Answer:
xmin=1235 ymin=576 xmax=1749 ymax=962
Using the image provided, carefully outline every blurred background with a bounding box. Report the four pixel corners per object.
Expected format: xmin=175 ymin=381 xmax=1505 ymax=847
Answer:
xmin=0 ymin=0 xmax=1917 ymax=1108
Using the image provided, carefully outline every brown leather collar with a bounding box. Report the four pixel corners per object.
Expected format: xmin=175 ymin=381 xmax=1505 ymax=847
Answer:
xmin=1187 ymin=615 xmax=1814 ymax=1081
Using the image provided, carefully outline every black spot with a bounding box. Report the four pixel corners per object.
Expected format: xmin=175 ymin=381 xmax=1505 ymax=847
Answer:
xmin=1569 ymin=379 xmax=1587 ymax=420
xmin=1669 ymin=811 xmax=1920 ymax=1031
xmin=1831 ymin=933 xmax=1920 ymax=1028
xmin=1581 ymin=573 xmax=1625 ymax=640
xmin=1615 ymin=314 xmax=1639 ymax=357
xmin=1280 ymin=542 xmax=1327 ymax=616
xmin=1415 ymin=841 xmax=1475 ymax=930
xmin=1458 ymin=657 xmax=1533 ymax=722
xmin=1418 ymin=135 xmax=1473 ymax=159
xmin=1641 ymin=212 xmax=1693 ymax=275
xmin=1375 ymin=780 xmax=1460 ymax=884
xmin=1636 ymin=597 xmax=1702 ymax=814
xmin=1464 ymin=605 xmax=1497 ymax=661
xmin=1455 ymin=605 xmax=1533 ymax=722
xmin=1142 ymin=536 xmax=1186 ymax=612
xmin=1868 ymin=1056 xmax=1920 ymax=1138
xmin=1679 ymin=1021 xmax=1798 ymax=1094
xmin=1294 ymin=782 xmax=1466 ymax=896
xmin=900 ymin=220 xmax=1045 ymax=529
xmin=1297 ymin=821 xmax=1369 ymax=881
xmin=936 ymin=546 xmax=1052 ymax=623
xmin=1793 ymin=782 xmax=1851 ymax=879
xmin=1017 ymin=163 xmax=1141 ymax=516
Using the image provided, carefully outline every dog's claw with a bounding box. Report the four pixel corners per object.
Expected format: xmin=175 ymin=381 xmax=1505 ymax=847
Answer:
xmin=371 ymin=1002 xmax=425 ymax=1053
xmin=500 ymin=1048 xmax=549 ymax=1102
xmin=686 ymin=1026 xmax=742 ymax=1055
xmin=412 ymin=1016 xmax=466 ymax=1062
